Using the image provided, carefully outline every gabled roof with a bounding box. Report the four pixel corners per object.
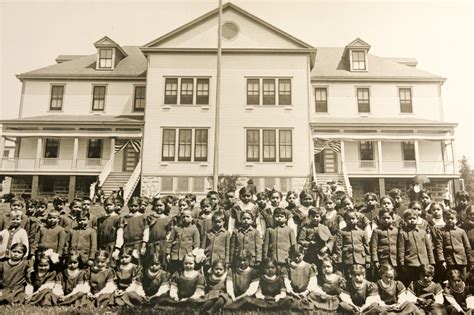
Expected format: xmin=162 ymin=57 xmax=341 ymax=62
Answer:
xmin=17 ymin=46 xmax=146 ymax=80
xmin=311 ymin=47 xmax=445 ymax=82
xmin=94 ymin=36 xmax=128 ymax=58
xmin=343 ymin=38 xmax=371 ymax=56
xmin=55 ymin=55 xmax=87 ymax=64
xmin=142 ymin=2 xmax=314 ymax=49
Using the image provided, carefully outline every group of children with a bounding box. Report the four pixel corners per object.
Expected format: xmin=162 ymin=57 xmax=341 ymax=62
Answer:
xmin=0 ymin=186 xmax=473 ymax=314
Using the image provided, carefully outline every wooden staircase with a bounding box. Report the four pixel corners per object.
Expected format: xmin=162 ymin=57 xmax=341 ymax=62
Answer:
xmin=314 ymin=173 xmax=350 ymax=195
xmin=101 ymin=172 xmax=132 ymax=198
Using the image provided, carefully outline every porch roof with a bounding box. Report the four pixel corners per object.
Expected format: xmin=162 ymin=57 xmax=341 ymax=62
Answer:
xmin=311 ymin=117 xmax=457 ymax=128
xmin=0 ymin=115 xmax=144 ymax=126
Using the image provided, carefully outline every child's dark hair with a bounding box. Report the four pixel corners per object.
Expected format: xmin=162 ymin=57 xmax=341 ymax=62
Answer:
xmin=419 ymin=189 xmax=431 ymax=198
xmin=321 ymin=256 xmax=333 ymax=267
xmin=104 ymin=196 xmax=116 ymax=206
xmin=82 ymin=196 xmax=92 ymax=203
xmin=260 ymin=257 xmax=277 ymax=273
xmin=340 ymin=195 xmax=354 ymax=207
xmin=455 ymin=190 xmax=470 ymax=202
xmin=94 ymin=249 xmax=110 ymax=261
xmin=447 ymin=269 xmax=463 ymax=282
xmin=128 ymin=196 xmax=141 ymax=206
xmin=239 ymin=187 xmax=253 ymax=197
xmin=119 ymin=247 xmax=135 ymax=258
xmin=299 ymin=189 xmax=314 ymax=204
xmin=241 ymin=210 xmax=254 ymax=220
xmin=308 ymin=207 xmax=324 ymax=217
xmin=69 ymin=198 xmax=82 ymax=208
xmin=343 ymin=208 xmax=357 ymax=221
xmin=268 ymin=189 xmax=283 ymax=199
xmin=289 ymin=246 xmax=304 ymax=260
xmin=26 ymin=198 xmax=37 ymax=208
xmin=273 ymin=207 xmax=288 ymax=218
xmin=428 ymin=202 xmax=445 ymax=213
xmin=206 ymin=191 xmax=220 ymax=199
xmin=443 ymin=209 xmax=458 ymax=219
xmin=10 ymin=196 xmax=25 ymax=207
xmin=53 ymin=196 xmax=66 ymax=208
xmin=387 ymin=188 xmax=402 ymax=199
xmin=403 ymin=209 xmax=416 ymax=220
xmin=151 ymin=197 xmax=170 ymax=215
xmin=64 ymin=250 xmax=83 ymax=268
xmin=256 ymin=192 xmax=267 ymax=201
xmin=419 ymin=264 xmax=435 ymax=277
xmin=408 ymin=200 xmax=422 ymax=209
xmin=178 ymin=197 xmax=192 ymax=207
xmin=10 ymin=243 xmax=27 ymax=256
xmin=211 ymin=259 xmax=226 ymax=270
xmin=236 ymin=250 xmax=252 ymax=262
xmin=200 ymin=197 xmax=212 ymax=208
xmin=349 ymin=265 xmax=366 ymax=277
xmin=363 ymin=192 xmax=378 ymax=202
xmin=380 ymin=196 xmax=395 ymax=207
xmin=378 ymin=264 xmax=396 ymax=278
xmin=212 ymin=210 xmax=226 ymax=222
xmin=34 ymin=252 xmax=52 ymax=271
xmin=37 ymin=197 xmax=48 ymax=207
xmin=185 ymin=193 xmax=197 ymax=202
xmin=147 ymin=253 xmax=162 ymax=269
xmin=378 ymin=207 xmax=393 ymax=219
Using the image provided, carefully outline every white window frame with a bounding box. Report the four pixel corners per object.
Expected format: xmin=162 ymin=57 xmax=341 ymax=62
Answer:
xmin=162 ymin=77 xmax=210 ymax=106
xmin=350 ymin=49 xmax=368 ymax=71
xmin=245 ymin=77 xmax=292 ymax=106
xmin=314 ymin=86 xmax=328 ymax=113
xmin=97 ymin=48 xmax=114 ymax=70
xmin=245 ymin=128 xmax=293 ymax=163
xmin=91 ymin=84 xmax=107 ymax=112
xmin=355 ymin=86 xmax=371 ymax=114
xmin=160 ymin=127 xmax=210 ymax=162
xmin=133 ymin=85 xmax=146 ymax=112
xmin=398 ymin=87 xmax=414 ymax=114
xmin=49 ymin=84 xmax=66 ymax=111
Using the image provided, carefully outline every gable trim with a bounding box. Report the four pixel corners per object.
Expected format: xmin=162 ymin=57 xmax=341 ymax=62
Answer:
xmin=142 ymin=2 xmax=314 ymax=49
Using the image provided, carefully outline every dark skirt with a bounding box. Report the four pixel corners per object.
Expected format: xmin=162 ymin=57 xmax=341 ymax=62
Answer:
xmin=0 ymin=287 xmax=26 ymax=304
xmin=308 ymin=292 xmax=340 ymax=311
xmin=27 ymin=289 xmax=59 ymax=306
xmin=57 ymin=292 xmax=89 ymax=307
xmin=237 ymin=296 xmax=293 ymax=310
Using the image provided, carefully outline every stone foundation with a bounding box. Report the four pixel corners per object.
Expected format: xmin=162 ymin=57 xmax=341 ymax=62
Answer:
xmin=10 ymin=176 xmax=33 ymax=197
xmin=141 ymin=175 xmax=161 ymax=199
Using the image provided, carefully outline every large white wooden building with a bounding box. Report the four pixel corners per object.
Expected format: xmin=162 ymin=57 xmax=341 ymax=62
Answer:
xmin=0 ymin=3 xmax=459 ymax=202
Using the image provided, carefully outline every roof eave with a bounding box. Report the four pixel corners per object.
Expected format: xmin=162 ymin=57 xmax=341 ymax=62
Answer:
xmin=0 ymin=119 xmax=145 ymax=126
xmin=310 ymin=121 xmax=458 ymax=128
xmin=311 ymin=76 xmax=446 ymax=83
xmin=16 ymin=74 xmax=146 ymax=81
xmin=140 ymin=47 xmax=316 ymax=54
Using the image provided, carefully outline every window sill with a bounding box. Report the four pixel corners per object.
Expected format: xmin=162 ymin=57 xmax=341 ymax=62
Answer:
xmin=245 ymin=162 xmax=293 ymax=166
xmin=285 ymin=163 xmax=294 ymax=167
xmin=399 ymin=112 xmax=414 ymax=115
xmin=160 ymin=161 xmax=209 ymax=166
xmin=201 ymin=106 xmax=210 ymax=111
xmin=314 ymin=112 xmax=329 ymax=115
xmin=284 ymin=106 xmax=293 ymax=111
xmin=48 ymin=110 xmax=64 ymax=113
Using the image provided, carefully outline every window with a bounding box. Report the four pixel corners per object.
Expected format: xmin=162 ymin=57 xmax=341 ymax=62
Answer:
xmin=161 ymin=177 xmax=173 ymax=191
xmin=50 ymin=85 xmax=64 ymax=110
xmin=162 ymin=128 xmax=209 ymax=162
xmin=133 ymin=86 xmax=146 ymax=112
xmin=247 ymin=79 xmax=260 ymax=105
xmin=263 ymin=130 xmax=276 ymax=161
xmin=402 ymin=141 xmax=415 ymax=161
xmin=246 ymin=129 xmax=292 ymax=162
xmin=177 ymin=177 xmax=189 ymax=192
xmin=92 ymin=86 xmax=106 ymax=111
xmin=246 ymin=130 xmax=260 ymax=162
xmin=178 ymin=129 xmax=192 ymax=161
xmin=246 ymin=78 xmax=292 ymax=106
xmin=164 ymin=78 xmax=178 ymax=104
xmin=44 ymin=139 xmax=60 ymax=158
xmin=357 ymin=88 xmax=370 ymax=113
xmin=196 ymin=79 xmax=209 ymax=105
xmin=399 ymin=88 xmax=413 ymax=113
xmin=99 ymin=49 xmax=113 ymax=69
xmin=180 ymin=79 xmax=193 ymax=105
xmin=194 ymin=129 xmax=208 ymax=161
xmin=352 ymin=50 xmax=366 ymax=70
xmin=315 ymin=88 xmax=327 ymax=113
xmin=262 ymin=79 xmax=276 ymax=105
xmin=162 ymin=129 xmax=176 ymax=161
xmin=164 ymin=78 xmax=209 ymax=105
xmin=4 ymin=150 xmax=9 ymax=158
xmin=279 ymin=130 xmax=292 ymax=162
xmin=359 ymin=141 xmax=374 ymax=160
xmin=278 ymin=79 xmax=291 ymax=105
xmin=193 ymin=177 xmax=205 ymax=192
xmin=87 ymin=139 xmax=103 ymax=159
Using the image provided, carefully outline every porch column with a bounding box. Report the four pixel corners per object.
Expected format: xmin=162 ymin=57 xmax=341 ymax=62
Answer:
xmin=378 ymin=178 xmax=386 ymax=197
xmin=340 ymin=140 xmax=346 ymax=171
xmin=451 ymin=139 xmax=457 ymax=175
xmin=35 ymin=138 xmax=42 ymax=169
xmin=31 ymin=175 xmax=39 ymax=198
xmin=377 ymin=140 xmax=383 ymax=173
xmin=0 ymin=136 xmax=5 ymax=168
xmin=72 ymin=138 xmax=79 ymax=169
xmin=68 ymin=175 xmax=76 ymax=202
xmin=414 ymin=140 xmax=420 ymax=173
xmin=110 ymin=138 xmax=115 ymax=170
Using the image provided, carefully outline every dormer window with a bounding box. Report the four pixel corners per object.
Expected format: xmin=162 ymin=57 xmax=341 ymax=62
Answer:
xmin=351 ymin=50 xmax=366 ymax=71
xmin=99 ymin=49 xmax=113 ymax=69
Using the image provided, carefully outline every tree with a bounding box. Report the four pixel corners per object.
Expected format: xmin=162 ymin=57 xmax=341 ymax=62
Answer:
xmin=459 ymin=156 xmax=473 ymax=193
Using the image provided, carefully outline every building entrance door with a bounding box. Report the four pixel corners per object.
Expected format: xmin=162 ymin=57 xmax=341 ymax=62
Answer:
xmin=122 ymin=144 xmax=139 ymax=172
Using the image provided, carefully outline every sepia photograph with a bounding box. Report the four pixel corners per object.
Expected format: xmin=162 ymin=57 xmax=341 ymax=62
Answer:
xmin=0 ymin=0 xmax=473 ymax=313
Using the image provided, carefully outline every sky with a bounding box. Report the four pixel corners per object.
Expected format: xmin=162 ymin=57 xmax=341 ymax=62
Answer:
xmin=1 ymin=0 xmax=473 ymax=162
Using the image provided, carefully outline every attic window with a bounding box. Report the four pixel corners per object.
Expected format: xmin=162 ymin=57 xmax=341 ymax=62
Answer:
xmin=222 ymin=22 xmax=239 ymax=40
xmin=99 ymin=49 xmax=113 ymax=69
xmin=351 ymin=50 xmax=366 ymax=71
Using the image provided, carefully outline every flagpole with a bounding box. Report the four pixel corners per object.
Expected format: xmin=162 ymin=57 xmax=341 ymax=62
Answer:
xmin=213 ymin=0 xmax=223 ymax=192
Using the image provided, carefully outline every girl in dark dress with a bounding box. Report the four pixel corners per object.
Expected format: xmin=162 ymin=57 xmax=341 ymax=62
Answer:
xmin=225 ymin=250 xmax=260 ymax=309
xmin=376 ymin=264 xmax=422 ymax=314
xmin=0 ymin=244 xmax=30 ymax=305
xmin=408 ymin=265 xmax=445 ymax=314
xmin=112 ymin=247 xmax=142 ymax=307
xmin=246 ymin=257 xmax=292 ymax=310
xmin=312 ymin=257 xmax=344 ymax=313
xmin=25 ymin=253 xmax=58 ymax=306
xmin=444 ymin=269 xmax=473 ymax=315
xmin=145 ymin=197 xmax=172 ymax=268
xmin=56 ymin=251 xmax=89 ymax=307
xmin=201 ymin=260 xmax=229 ymax=313
xmin=86 ymin=250 xmax=116 ymax=307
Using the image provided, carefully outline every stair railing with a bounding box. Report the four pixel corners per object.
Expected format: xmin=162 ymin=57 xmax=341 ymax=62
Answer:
xmin=341 ymin=160 xmax=353 ymax=197
xmin=123 ymin=159 xmax=141 ymax=205
xmin=98 ymin=158 xmax=113 ymax=186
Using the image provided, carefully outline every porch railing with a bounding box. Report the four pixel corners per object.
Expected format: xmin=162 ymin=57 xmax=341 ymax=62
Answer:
xmin=345 ymin=159 xmax=454 ymax=174
xmin=1 ymin=157 xmax=109 ymax=171
xmin=98 ymin=159 xmax=113 ymax=186
xmin=123 ymin=159 xmax=141 ymax=204
xmin=340 ymin=160 xmax=353 ymax=197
